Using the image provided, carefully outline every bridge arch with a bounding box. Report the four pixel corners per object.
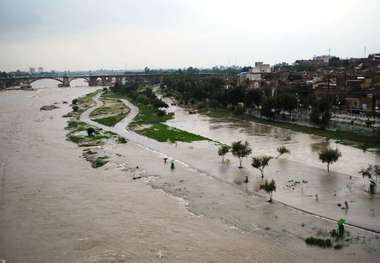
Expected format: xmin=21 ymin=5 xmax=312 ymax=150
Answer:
xmin=29 ymin=77 xmax=63 ymax=84
xmin=69 ymin=77 xmax=90 ymax=87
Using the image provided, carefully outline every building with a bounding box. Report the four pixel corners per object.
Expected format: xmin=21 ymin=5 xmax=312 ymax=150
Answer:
xmin=29 ymin=67 xmax=36 ymax=74
xmin=369 ymin=53 xmax=380 ymax=61
xmin=313 ymin=55 xmax=331 ymax=64
xmin=250 ymin=62 xmax=271 ymax=73
xmin=38 ymin=67 xmax=44 ymax=73
xmin=237 ymin=62 xmax=271 ymax=88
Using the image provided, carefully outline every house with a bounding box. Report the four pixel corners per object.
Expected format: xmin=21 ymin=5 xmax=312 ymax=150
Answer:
xmin=237 ymin=62 xmax=271 ymax=88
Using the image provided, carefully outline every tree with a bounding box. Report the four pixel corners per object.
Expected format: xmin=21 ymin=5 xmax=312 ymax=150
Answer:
xmin=245 ymin=88 xmax=263 ymax=108
xmin=310 ymin=98 xmax=332 ymax=129
xmin=359 ymin=164 xmax=380 ymax=194
xmin=251 ymin=156 xmax=273 ymax=178
xmin=277 ymin=146 xmax=290 ymax=158
xmin=276 ymin=93 xmax=298 ymax=114
xmin=260 ymin=179 xmax=276 ymax=202
xmin=261 ymin=97 xmax=277 ymax=118
xmin=231 ymin=140 xmax=252 ymax=168
xmin=217 ymin=145 xmax=230 ymax=163
xmin=318 ymin=148 xmax=341 ymax=173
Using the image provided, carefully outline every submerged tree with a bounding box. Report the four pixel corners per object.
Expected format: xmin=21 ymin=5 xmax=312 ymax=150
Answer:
xmin=260 ymin=179 xmax=276 ymax=202
xmin=231 ymin=140 xmax=252 ymax=168
xmin=359 ymin=164 xmax=380 ymax=194
xmin=318 ymin=148 xmax=341 ymax=173
xmin=251 ymin=156 xmax=273 ymax=178
xmin=276 ymin=145 xmax=290 ymax=158
xmin=217 ymin=144 xmax=230 ymax=163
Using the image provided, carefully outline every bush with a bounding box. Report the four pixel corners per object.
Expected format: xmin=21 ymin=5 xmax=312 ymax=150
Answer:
xmin=72 ymin=98 xmax=78 ymax=105
xmin=117 ymin=137 xmax=127 ymax=144
xmin=334 ymin=244 xmax=343 ymax=250
xmin=157 ymin=109 xmax=166 ymax=117
xmin=72 ymin=105 xmax=79 ymax=112
xmin=305 ymin=237 xmax=332 ymax=248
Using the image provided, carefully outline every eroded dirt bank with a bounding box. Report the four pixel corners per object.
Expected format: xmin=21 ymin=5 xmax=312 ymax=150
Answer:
xmin=0 ymin=87 xmax=379 ymax=262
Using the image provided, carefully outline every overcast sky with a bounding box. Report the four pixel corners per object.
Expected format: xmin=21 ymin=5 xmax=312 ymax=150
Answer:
xmin=0 ymin=0 xmax=379 ymax=71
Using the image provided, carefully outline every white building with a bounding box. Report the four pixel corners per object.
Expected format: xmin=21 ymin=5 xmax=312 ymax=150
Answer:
xmin=250 ymin=62 xmax=271 ymax=73
xmin=238 ymin=62 xmax=271 ymax=88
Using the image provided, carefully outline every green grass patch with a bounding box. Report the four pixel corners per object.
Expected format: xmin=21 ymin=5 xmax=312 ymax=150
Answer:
xmin=90 ymin=91 xmax=129 ymax=126
xmin=131 ymin=104 xmax=172 ymax=126
xmin=138 ymin=123 xmax=208 ymax=143
xmin=65 ymin=91 xmax=128 ymax=146
xmin=92 ymin=113 xmax=126 ymax=127
xmin=201 ymin=107 xmax=234 ymax=118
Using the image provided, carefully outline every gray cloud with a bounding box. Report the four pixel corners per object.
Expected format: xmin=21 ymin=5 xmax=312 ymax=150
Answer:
xmin=0 ymin=0 xmax=379 ymax=71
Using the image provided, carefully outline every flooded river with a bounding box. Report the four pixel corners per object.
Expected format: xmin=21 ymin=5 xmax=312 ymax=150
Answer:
xmin=1 ymin=80 xmax=380 ymax=262
xmin=165 ymin=102 xmax=380 ymax=177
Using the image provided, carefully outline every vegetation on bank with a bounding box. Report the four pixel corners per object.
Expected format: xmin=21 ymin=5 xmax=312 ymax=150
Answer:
xmin=160 ymin=75 xmax=380 ymax=149
xmin=64 ymin=91 xmax=127 ymax=147
xmin=138 ymin=123 xmax=208 ymax=143
xmin=109 ymin=82 xmax=209 ymax=143
xmin=90 ymin=90 xmax=130 ymax=127
xmin=198 ymin=106 xmax=380 ymax=149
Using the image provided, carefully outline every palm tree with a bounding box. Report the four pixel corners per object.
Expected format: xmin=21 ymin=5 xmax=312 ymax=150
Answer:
xmin=217 ymin=145 xmax=230 ymax=163
xmin=276 ymin=145 xmax=290 ymax=158
xmin=251 ymin=155 xmax=273 ymax=178
xmin=359 ymin=164 xmax=380 ymax=194
xmin=260 ymin=179 xmax=276 ymax=202
xmin=231 ymin=140 xmax=252 ymax=168
xmin=318 ymin=148 xmax=341 ymax=173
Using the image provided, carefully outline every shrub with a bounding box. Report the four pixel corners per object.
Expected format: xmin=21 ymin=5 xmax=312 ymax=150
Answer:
xmin=305 ymin=237 xmax=332 ymax=248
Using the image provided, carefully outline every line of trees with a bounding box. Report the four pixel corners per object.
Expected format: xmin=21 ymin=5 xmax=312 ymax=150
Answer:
xmin=161 ymin=75 xmax=333 ymax=128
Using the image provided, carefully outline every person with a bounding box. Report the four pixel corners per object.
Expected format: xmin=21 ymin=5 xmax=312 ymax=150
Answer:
xmin=170 ymin=160 xmax=175 ymax=170
xmin=344 ymin=200 xmax=349 ymax=210
xmin=164 ymin=157 xmax=168 ymax=164
xmin=315 ymin=194 xmax=319 ymax=201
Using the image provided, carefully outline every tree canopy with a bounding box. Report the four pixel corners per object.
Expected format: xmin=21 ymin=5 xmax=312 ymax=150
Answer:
xmin=251 ymin=155 xmax=273 ymax=178
xmin=231 ymin=140 xmax=252 ymax=168
xmin=319 ymin=147 xmax=341 ymax=173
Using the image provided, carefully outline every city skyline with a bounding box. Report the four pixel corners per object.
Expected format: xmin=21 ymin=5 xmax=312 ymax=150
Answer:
xmin=0 ymin=0 xmax=379 ymax=71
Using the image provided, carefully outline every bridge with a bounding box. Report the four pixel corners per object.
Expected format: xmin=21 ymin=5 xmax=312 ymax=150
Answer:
xmin=0 ymin=72 xmax=223 ymax=89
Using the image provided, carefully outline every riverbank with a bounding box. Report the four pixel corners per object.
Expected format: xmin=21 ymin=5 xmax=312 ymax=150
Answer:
xmin=200 ymin=107 xmax=380 ymax=150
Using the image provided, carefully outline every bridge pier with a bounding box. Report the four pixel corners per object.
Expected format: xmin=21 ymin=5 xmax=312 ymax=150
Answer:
xmin=115 ymin=76 xmax=123 ymax=85
xmin=60 ymin=77 xmax=70 ymax=87
xmin=0 ymin=81 xmax=6 ymax=90
xmin=89 ymin=76 xmax=98 ymax=87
